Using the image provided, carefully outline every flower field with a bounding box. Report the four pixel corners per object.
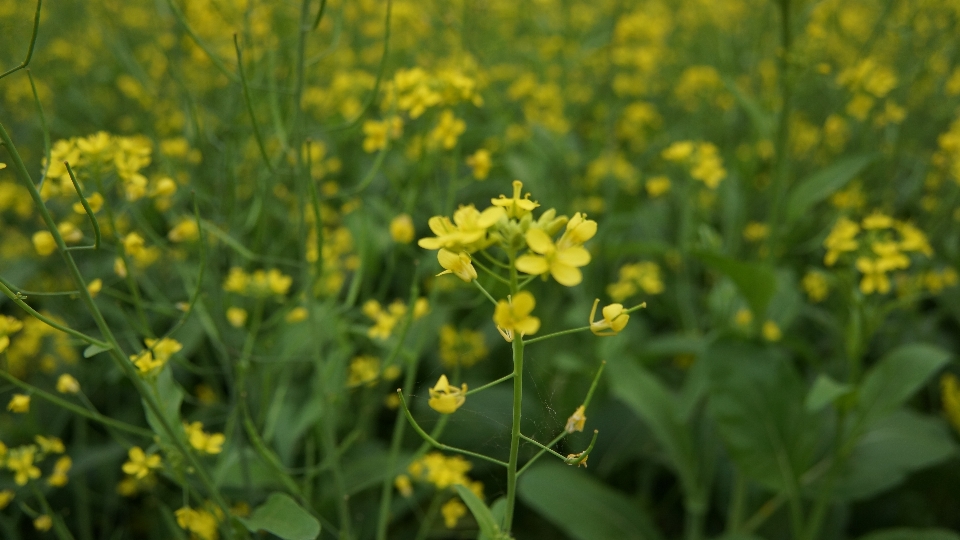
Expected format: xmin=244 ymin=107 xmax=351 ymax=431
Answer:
xmin=2 ymin=0 xmax=960 ymax=539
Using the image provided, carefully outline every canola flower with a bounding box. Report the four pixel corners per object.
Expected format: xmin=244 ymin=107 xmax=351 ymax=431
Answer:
xmin=428 ymin=375 xmax=467 ymax=414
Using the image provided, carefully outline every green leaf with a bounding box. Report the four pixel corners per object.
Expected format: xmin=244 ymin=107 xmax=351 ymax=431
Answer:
xmin=454 ymin=484 xmax=500 ymax=539
xmin=858 ymin=529 xmax=960 ymax=540
xmin=706 ymin=341 xmax=819 ymax=494
xmin=519 ymin=463 xmax=663 ymax=540
xmin=478 ymin=498 xmax=507 ymax=540
xmin=857 ymin=343 xmax=951 ymax=427
xmin=695 ymin=252 xmax=777 ymax=317
xmin=805 ymin=374 xmax=853 ymax=413
xmin=830 ymin=410 xmax=957 ymax=501
xmin=785 ymin=154 xmax=875 ymax=222
xmin=83 ymin=343 xmax=111 ymax=358
xmin=239 ymin=493 xmax=320 ymax=540
xmin=606 ymin=357 xmax=698 ymax=489
xmin=143 ymin=367 xmax=184 ymax=443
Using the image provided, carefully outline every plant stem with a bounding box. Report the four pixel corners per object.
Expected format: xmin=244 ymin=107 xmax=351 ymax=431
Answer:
xmin=503 ymin=252 xmax=523 ymax=534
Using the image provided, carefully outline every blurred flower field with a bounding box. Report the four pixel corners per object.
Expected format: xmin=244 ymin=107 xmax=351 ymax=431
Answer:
xmin=2 ymin=0 xmax=960 ymax=538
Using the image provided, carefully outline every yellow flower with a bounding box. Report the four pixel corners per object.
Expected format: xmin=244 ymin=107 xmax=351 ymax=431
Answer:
xmin=493 ymin=291 xmax=541 ymax=341
xmin=802 ymin=271 xmax=829 ymax=302
xmin=184 ymin=422 xmax=225 ymax=455
xmin=122 ymin=447 xmax=162 ymax=479
xmin=466 ymin=149 xmax=492 ymax=180
xmin=897 ymin=222 xmax=933 ymax=256
xmin=441 ymin=498 xmax=467 ymax=529
xmin=515 ymin=227 xmax=591 ymax=286
xmin=168 ymin=218 xmax=200 ymax=243
xmin=0 ymin=490 xmax=13 ymax=510
xmin=223 ymin=267 xmax=249 ymax=293
xmin=855 ymin=257 xmax=891 ymax=294
xmin=565 ymin=405 xmax=586 ymax=433
xmin=7 ymin=394 xmax=30 ymax=413
xmin=131 ymin=351 xmax=164 ymax=376
xmin=823 ymin=217 xmax=860 ymax=266
xmin=862 ymin=211 xmax=894 ymax=230
xmin=735 ymin=308 xmax=753 ymax=327
xmin=73 ymin=192 xmax=104 ymax=215
xmin=742 ymin=222 xmax=769 ymax=242
xmin=662 ymin=141 xmax=695 ymax=161
xmin=428 ymin=375 xmax=467 ymax=414
xmin=48 ymin=456 xmax=72 ymax=487
xmin=285 ymin=307 xmax=308 ymax=323
xmin=429 ymin=110 xmax=466 ymax=150
xmin=589 ymin=299 xmax=629 ymax=336
xmin=394 ymin=474 xmax=413 ymax=497
xmin=418 ymin=205 xmax=505 ymax=252
xmin=87 ymin=279 xmax=103 ymax=298
xmin=436 ymin=249 xmax=477 ymax=282
xmin=645 ymin=176 xmax=671 ymax=197
xmin=491 ymin=180 xmax=539 ymax=218
xmin=390 ymin=214 xmax=415 ymax=244
xmin=226 ymin=307 xmax=248 ymax=328
xmin=7 ymin=446 xmax=41 ymax=485
xmin=175 ymin=506 xmax=220 ymax=540
xmin=347 ymin=355 xmax=381 ymax=387
xmin=34 ymin=515 xmax=52 ymax=532
xmin=145 ymin=338 xmax=183 ymax=362
xmin=35 ymin=435 xmax=65 ymax=454
xmin=32 ymin=230 xmax=57 ymax=256
xmin=762 ymin=321 xmax=782 ymax=342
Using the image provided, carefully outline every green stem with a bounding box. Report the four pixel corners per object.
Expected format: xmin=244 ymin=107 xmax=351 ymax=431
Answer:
xmin=464 ymin=372 xmax=514 ymax=396
xmin=233 ymin=34 xmax=274 ymax=172
xmin=471 ymin=257 xmax=512 ymax=286
xmin=375 ymin=280 xmax=422 ymax=540
xmin=0 ymin=122 xmax=236 ymax=536
xmin=0 ymin=280 xmax=109 ymax=348
xmin=471 ymin=279 xmax=499 ymax=306
xmin=503 ymin=252 xmax=523 ymax=534
xmin=765 ymin=0 xmax=794 ymax=261
xmin=65 ymin=163 xmax=101 ymax=249
xmin=0 ymin=370 xmax=154 ymax=439
xmin=397 ymin=391 xmax=507 ymax=467
xmin=0 ymin=0 xmax=41 ymax=81
xmin=519 ymin=434 xmax=567 ymax=461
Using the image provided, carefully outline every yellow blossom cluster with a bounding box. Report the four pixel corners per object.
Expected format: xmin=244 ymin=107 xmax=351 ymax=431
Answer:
xmin=183 ymin=422 xmax=225 ymax=455
xmin=1 ymin=436 xmax=70 ymax=489
xmin=438 ymin=325 xmax=488 ymax=368
xmin=175 ymin=505 xmax=221 ymax=540
xmin=362 ymin=298 xmax=429 ymax=340
xmin=662 ymin=141 xmax=727 ymax=189
xmin=223 ymin=267 xmax=293 ymax=297
xmin=3 ymin=314 xmax=78 ymax=379
xmin=41 ymin=132 xmax=158 ymax=203
xmin=129 ymin=338 xmax=183 ymax=377
xmin=607 ymin=262 xmax=665 ymax=302
xmin=347 ymin=355 xmax=381 ymax=387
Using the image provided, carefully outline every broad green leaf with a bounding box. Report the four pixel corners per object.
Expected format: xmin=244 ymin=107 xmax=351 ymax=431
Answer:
xmin=239 ymin=493 xmax=320 ymax=540
xmin=858 ymin=529 xmax=960 ymax=540
xmin=479 ymin=498 xmax=507 ymax=540
xmin=805 ymin=374 xmax=853 ymax=413
xmin=706 ymin=341 xmax=819 ymax=494
xmin=785 ymin=154 xmax=875 ymax=222
xmin=857 ymin=344 xmax=951 ymax=427
xmin=454 ymin=484 xmax=500 ymax=539
xmin=606 ymin=357 xmax=698 ymax=487
xmin=83 ymin=343 xmax=111 ymax=358
xmin=518 ymin=463 xmax=663 ymax=540
xmin=830 ymin=410 xmax=956 ymax=501
xmin=695 ymin=252 xmax=777 ymax=317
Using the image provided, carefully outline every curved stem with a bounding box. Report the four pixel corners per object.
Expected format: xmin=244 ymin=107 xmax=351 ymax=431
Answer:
xmin=464 ymin=372 xmax=514 ymax=396
xmin=471 ymin=279 xmax=499 ymax=306
xmin=396 ymin=391 xmax=507 ymax=467
xmin=0 ymin=280 xmax=109 ymax=349
xmin=0 ymin=0 xmax=41 ymax=81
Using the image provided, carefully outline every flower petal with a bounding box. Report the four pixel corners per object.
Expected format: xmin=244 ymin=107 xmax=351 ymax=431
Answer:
xmin=515 ymin=316 xmax=540 ymax=335
xmin=516 ymin=254 xmax=550 ymax=275
xmin=557 ymin=246 xmax=591 ymax=267
xmin=525 ymin=228 xmax=555 ymax=255
xmin=511 ymin=291 xmax=536 ymax=315
xmin=550 ymin=263 xmax=583 ymax=286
